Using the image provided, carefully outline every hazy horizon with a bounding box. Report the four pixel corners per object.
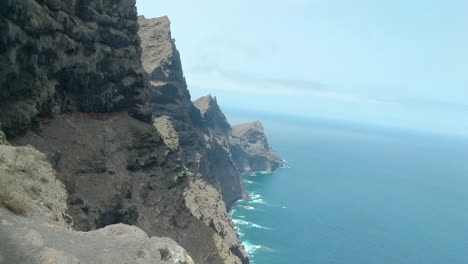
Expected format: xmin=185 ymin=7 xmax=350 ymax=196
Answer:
xmin=136 ymin=0 xmax=468 ymax=137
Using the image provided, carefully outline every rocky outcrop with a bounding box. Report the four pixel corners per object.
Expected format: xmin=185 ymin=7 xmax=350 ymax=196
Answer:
xmin=0 ymin=145 xmax=70 ymax=228
xmin=0 ymin=144 xmax=194 ymax=264
xmin=0 ymin=214 xmax=194 ymax=264
xmin=194 ymin=96 xmax=231 ymax=136
xmin=232 ymin=121 xmax=283 ymax=172
xmin=138 ymin=16 xmax=184 ymax=83
xmin=0 ymin=215 xmax=195 ymax=264
xmin=0 ymin=0 xmax=151 ymax=136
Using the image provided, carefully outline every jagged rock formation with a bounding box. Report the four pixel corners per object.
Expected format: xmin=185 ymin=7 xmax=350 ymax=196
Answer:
xmin=0 ymin=0 xmax=151 ymax=136
xmin=192 ymin=97 xmax=283 ymax=174
xmin=0 ymin=145 xmax=194 ymax=264
xmin=194 ymin=96 xmax=231 ymax=135
xmin=232 ymin=121 xmax=284 ymax=172
xmin=193 ymin=95 xmax=248 ymax=208
xmin=138 ymin=15 xmax=283 ymax=263
xmin=139 ymin=16 xmax=184 ymax=83
xmin=139 ymin=16 xmax=249 ymax=264
xmin=0 ymin=3 xmax=282 ymax=264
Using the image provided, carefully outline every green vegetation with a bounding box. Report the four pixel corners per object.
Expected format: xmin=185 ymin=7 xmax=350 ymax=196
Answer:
xmin=0 ymin=130 xmax=7 ymax=145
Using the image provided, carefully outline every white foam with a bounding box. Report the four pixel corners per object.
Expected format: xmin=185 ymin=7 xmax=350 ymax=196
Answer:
xmin=243 ymin=241 xmax=263 ymax=254
xmin=244 ymin=180 xmax=254 ymax=184
xmin=242 ymin=241 xmax=274 ymax=256
xmin=250 ymin=193 xmax=262 ymax=199
xmin=232 ymin=219 xmax=271 ymax=230
xmin=249 ymin=198 xmax=266 ymax=204
xmin=247 ymin=193 xmax=267 ymax=205
xmin=241 ymin=205 xmax=255 ymax=210
xmin=229 ymin=209 xmax=237 ymax=216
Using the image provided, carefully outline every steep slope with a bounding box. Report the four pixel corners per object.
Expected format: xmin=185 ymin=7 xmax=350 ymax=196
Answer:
xmin=0 ymin=0 xmax=151 ymax=136
xmin=193 ymin=95 xmax=248 ymax=208
xmin=139 ymin=16 xmax=249 ymax=264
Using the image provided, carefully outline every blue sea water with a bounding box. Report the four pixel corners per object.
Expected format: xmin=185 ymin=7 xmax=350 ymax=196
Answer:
xmin=230 ymin=117 xmax=468 ymax=264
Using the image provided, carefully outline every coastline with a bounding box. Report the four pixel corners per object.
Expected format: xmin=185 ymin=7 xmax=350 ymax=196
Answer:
xmin=230 ymin=164 xmax=287 ymax=261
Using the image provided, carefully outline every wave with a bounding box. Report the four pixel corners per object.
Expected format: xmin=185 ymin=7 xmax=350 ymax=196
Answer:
xmin=242 ymin=240 xmax=275 ymax=255
xmin=250 ymin=193 xmax=261 ymax=199
xmin=244 ymin=179 xmax=254 ymax=184
xmin=243 ymin=241 xmax=263 ymax=254
xmin=241 ymin=205 xmax=255 ymax=210
xmin=247 ymin=193 xmax=267 ymax=205
xmin=232 ymin=219 xmax=271 ymax=230
xmin=250 ymin=198 xmax=266 ymax=204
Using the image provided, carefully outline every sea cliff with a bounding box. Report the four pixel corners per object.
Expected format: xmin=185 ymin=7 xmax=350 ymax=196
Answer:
xmin=0 ymin=3 xmax=282 ymax=264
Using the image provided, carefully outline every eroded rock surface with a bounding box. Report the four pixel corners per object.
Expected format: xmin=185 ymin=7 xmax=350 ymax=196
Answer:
xmin=0 ymin=212 xmax=194 ymax=264
xmin=0 ymin=144 xmax=194 ymax=264
xmin=232 ymin=121 xmax=284 ymax=172
xmin=139 ymin=16 xmax=250 ymax=264
xmin=0 ymin=145 xmax=69 ymax=228
xmin=0 ymin=0 xmax=151 ymax=136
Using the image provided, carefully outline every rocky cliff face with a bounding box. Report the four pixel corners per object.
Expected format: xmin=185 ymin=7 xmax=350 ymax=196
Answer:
xmin=0 ymin=4 xmax=282 ymax=264
xmin=232 ymin=121 xmax=284 ymax=172
xmin=139 ymin=16 xmax=249 ymax=264
xmin=0 ymin=0 xmax=151 ymax=136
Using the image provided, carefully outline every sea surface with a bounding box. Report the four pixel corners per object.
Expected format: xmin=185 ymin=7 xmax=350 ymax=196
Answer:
xmin=230 ymin=115 xmax=468 ymax=264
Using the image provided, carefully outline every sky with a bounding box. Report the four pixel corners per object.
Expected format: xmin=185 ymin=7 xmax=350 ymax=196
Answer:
xmin=136 ymin=0 xmax=468 ymax=137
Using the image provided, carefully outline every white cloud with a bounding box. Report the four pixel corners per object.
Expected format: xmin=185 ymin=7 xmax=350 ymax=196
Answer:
xmin=187 ymin=69 xmax=391 ymax=105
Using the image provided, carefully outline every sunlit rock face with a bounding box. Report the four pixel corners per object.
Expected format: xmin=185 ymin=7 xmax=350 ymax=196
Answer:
xmin=231 ymin=121 xmax=284 ymax=173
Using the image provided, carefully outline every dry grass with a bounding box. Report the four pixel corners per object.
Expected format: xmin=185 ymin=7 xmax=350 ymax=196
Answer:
xmin=30 ymin=185 xmax=42 ymax=195
xmin=0 ymin=189 xmax=32 ymax=216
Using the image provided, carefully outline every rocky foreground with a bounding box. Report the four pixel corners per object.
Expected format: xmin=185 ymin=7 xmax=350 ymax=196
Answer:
xmin=0 ymin=2 xmax=282 ymax=264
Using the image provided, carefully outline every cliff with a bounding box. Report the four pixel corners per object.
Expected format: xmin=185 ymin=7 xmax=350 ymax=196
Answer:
xmin=193 ymin=96 xmax=284 ymax=174
xmin=232 ymin=121 xmax=284 ymax=172
xmin=139 ymin=16 xmax=249 ymax=264
xmin=0 ymin=4 xmax=282 ymax=264
xmin=0 ymin=0 xmax=152 ymax=136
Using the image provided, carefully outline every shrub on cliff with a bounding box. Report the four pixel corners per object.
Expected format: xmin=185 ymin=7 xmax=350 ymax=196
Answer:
xmin=0 ymin=130 xmax=7 ymax=145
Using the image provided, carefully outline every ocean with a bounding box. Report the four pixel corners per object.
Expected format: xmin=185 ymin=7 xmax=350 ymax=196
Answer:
xmin=230 ymin=115 xmax=468 ymax=264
